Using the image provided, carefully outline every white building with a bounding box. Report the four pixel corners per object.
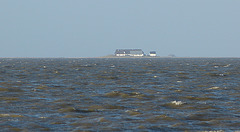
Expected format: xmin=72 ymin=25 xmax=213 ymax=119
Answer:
xmin=149 ymin=51 xmax=157 ymax=57
xmin=115 ymin=49 xmax=144 ymax=57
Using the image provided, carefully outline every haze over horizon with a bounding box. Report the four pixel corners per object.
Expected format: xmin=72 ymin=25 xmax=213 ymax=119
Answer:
xmin=1 ymin=0 xmax=240 ymax=58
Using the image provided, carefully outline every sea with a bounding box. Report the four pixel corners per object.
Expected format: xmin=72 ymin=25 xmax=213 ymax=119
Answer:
xmin=0 ymin=58 xmax=239 ymax=131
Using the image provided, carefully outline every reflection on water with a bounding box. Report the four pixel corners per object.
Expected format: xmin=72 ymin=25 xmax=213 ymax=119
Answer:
xmin=0 ymin=58 xmax=240 ymax=131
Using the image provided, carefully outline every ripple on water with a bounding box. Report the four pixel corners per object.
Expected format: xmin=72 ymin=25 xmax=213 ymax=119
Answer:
xmin=0 ymin=114 xmax=24 ymax=118
xmin=1 ymin=58 xmax=240 ymax=131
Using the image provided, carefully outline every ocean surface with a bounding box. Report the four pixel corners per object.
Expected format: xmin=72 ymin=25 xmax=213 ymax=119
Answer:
xmin=0 ymin=58 xmax=239 ymax=131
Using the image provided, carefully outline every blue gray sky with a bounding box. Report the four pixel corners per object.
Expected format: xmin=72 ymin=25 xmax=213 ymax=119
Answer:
xmin=1 ymin=0 xmax=240 ymax=57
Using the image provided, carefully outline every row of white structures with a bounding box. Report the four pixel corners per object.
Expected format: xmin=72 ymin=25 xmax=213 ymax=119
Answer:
xmin=115 ymin=49 xmax=156 ymax=57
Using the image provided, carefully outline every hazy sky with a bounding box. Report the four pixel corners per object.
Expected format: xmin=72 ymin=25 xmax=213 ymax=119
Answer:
xmin=1 ymin=0 xmax=240 ymax=57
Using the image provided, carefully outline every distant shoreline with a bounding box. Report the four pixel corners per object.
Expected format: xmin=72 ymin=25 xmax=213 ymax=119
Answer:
xmin=96 ymin=56 xmax=240 ymax=59
xmin=95 ymin=55 xmax=240 ymax=59
xmin=1 ymin=56 xmax=239 ymax=59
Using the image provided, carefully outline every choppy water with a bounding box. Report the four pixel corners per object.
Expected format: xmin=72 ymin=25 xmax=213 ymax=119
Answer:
xmin=0 ymin=58 xmax=240 ymax=131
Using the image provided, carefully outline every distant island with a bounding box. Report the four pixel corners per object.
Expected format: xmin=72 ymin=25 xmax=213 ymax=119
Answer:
xmin=114 ymin=49 xmax=156 ymax=57
xmin=99 ymin=49 xmax=176 ymax=58
xmin=99 ymin=55 xmax=176 ymax=58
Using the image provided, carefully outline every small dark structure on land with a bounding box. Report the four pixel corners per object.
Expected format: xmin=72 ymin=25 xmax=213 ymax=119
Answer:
xmin=168 ymin=54 xmax=176 ymax=57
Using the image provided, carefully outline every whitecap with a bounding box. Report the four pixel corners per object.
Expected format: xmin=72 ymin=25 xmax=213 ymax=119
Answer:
xmin=171 ymin=101 xmax=184 ymax=105
xmin=110 ymin=65 xmax=115 ymax=68
xmin=223 ymin=64 xmax=231 ymax=67
xmin=208 ymin=86 xmax=220 ymax=90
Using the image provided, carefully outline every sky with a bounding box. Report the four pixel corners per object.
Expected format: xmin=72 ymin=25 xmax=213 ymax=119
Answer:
xmin=0 ymin=0 xmax=240 ymax=58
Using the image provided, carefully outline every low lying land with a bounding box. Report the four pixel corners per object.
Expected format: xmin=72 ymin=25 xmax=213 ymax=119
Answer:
xmin=96 ymin=55 xmax=240 ymax=59
xmin=1 ymin=55 xmax=239 ymax=59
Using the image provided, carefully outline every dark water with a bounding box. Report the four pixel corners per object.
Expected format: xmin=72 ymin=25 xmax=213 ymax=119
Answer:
xmin=0 ymin=58 xmax=239 ymax=131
